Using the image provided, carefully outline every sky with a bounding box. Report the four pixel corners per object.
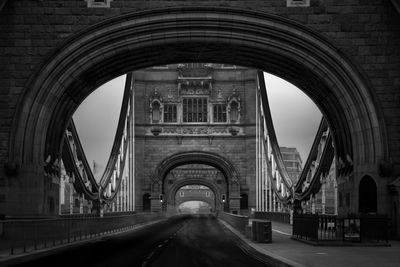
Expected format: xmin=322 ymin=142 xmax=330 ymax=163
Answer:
xmin=73 ymin=75 xmax=125 ymax=178
xmin=73 ymin=72 xmax=322 ymax=176
xmin=263 ymin=73 xmax=322 ymax=164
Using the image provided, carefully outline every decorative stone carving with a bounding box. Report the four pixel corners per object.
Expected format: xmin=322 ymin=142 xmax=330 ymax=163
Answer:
xmin=149 ymin=89 xmax=163 ymax=123
xmin=227 ymin=88 xmax=241 ymax=123
xmin=86 ymin=0 xmax=112 ymax=8
xmin=151 ymin=127 xmax=162 ymax=136
xmin=145 ymin=125 xmax=243 ymax=136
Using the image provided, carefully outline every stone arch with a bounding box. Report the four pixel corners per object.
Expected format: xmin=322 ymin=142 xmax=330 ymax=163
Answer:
xmin=168 ymin=178 xmax=220 ymax=211
xmin=151 ymin=151 xmax=241 ymax=190
xmin=151 ymin=151 xmax=240 ymax=212
xmin=9 ymin=7 xmax=386 ymax=214
xmin=359 ymin=175 xmax=378 ymax=213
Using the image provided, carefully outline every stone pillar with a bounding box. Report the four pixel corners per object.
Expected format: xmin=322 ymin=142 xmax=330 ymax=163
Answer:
xmin=321 ymin=178 xmax=326 ymax=215
xmin=229 ymin=195 xmax=241 ymax=214
xmin=311 ymin=194 xmax=316 ymax=214
xmin=4 ymin=163 xmax=61 ymax=217
xmin=150 ymin=193 xmax=162 ymax=212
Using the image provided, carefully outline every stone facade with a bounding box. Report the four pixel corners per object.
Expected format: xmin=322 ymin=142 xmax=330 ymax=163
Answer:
xmin=133 ymin=64 xmax=256 ymax=213
xmin=280 ymin=147 xmax=303 ymax=184
xmin=0 ymin=1 xmax=398 ymax=239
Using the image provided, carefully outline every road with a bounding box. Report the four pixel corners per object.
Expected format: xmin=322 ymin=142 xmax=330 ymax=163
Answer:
xmin=8 ymin=214 xmax=272 ymax=267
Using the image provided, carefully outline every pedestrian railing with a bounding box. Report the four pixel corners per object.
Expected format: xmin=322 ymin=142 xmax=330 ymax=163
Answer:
xmin=0 ymin=212 xmax=166 ymax=255
xmin=292 ymin=214 xmax=390 ymax=245
xmin=254 ymin=211 xmax=291 ymax=224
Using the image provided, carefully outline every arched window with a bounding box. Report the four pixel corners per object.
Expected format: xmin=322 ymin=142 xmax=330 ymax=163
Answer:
xmin=240 ymin=193 xmax=248 ymax=209
xmin=143 ymin=193 xmax=151 ymax=211
xmin=359 ymin=175 xmax=377 ymax=213
xmin=230 ymin=101 xmax=239 ymax=122
xmin=152 ymin=101 xmax=161 ymax=123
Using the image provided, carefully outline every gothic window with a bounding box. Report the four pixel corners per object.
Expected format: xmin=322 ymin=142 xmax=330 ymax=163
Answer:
xmin=230 ymin=101 xmax=239 ymax=122
xmin=186 ymin=63 xmax=205 ymax=68
xmin=213 ymin=104 xmax=227 ymax=122
xmin=152 ymin=101 xmax=161 ymax=123
xmin=164 ymin=104 xmax=177 ymax=122
xmin=183 ymin=98 xmax=208 ymax=123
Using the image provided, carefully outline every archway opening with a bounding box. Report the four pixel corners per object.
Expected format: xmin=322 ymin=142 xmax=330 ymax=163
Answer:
xmin=178 ymin=201 xmax=212 ymax=215
xmin=10 ymin=7 xmax=384 ymax=217
xmin=359 ymin=175 xmax=377 ymax=214
xmin=176 ymin=185 xmax=214 ymax=214
xmin=163 ymin=163 xmax=227 ymax=213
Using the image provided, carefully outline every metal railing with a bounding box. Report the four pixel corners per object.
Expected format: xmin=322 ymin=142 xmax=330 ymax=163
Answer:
xmin=254 ymin=211 xmax=291 ymax=224
xmin=0 ymin=212 xmax=165 ymax=255
xmin=292 ymin=214 xmax=390 ymax=244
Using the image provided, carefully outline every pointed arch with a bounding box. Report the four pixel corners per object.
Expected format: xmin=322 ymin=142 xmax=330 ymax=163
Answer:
xmin=359 ymin=175 xmax=377 ymax=213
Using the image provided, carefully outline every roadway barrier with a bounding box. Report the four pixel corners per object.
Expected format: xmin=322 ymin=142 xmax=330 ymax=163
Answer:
xmin=218 ymin=212 xmax=249 ymax=233
xmin=252 ymin=219 xmax=272 ymax=243
xmin=0 ymin=212 xmax=166 ymax=255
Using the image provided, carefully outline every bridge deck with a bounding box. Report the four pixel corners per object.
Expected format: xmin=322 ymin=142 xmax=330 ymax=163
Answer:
xmin=1 ymin=216 xmax=399 ymax=267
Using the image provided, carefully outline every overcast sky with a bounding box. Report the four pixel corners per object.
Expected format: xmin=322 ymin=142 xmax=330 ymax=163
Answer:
xmin=73 ymin=72 xmax=322 ymax=176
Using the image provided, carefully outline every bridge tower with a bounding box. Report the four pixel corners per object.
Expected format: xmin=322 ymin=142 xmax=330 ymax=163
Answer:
xmin=132 ymin=64 xmax=257 ymax=214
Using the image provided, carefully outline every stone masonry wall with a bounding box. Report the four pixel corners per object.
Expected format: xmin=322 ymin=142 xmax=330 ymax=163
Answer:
xmin=1 ymin=0 xmax=400 ymax=216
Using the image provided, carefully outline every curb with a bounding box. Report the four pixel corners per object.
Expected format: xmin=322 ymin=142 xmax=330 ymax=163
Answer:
xmin=218 ymin=219 xmax=307 ymax=267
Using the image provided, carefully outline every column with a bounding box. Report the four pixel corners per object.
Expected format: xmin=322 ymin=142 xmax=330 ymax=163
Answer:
xmin=255 ymin=89 xmax=259 ymax=211
xmin=321 ymin=179 xmax=326 ymax=215
xmin=130 ymin=83 xmax=135 ymax=211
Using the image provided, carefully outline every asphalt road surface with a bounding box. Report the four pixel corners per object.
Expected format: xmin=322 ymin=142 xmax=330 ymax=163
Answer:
xmin=9 ymin=214 xmax=272 ymax=267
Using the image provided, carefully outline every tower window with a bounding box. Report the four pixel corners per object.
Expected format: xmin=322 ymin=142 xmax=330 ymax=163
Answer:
xmin=213 ymin=104 xmax=227 ymax=122
xmin=230 ymin=101 xmax=239 ymax=122
xmin=164 ymin=104 xmax=177 ymax=122
xmin=183 ymin=98 xmax=208 ymax=123
xmin=152 ymin=101 xmax=161 ymax=123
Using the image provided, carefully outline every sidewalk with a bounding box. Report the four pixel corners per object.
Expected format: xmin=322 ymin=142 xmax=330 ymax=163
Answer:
xmin=221 ymin=220 xmax=400 ymax=267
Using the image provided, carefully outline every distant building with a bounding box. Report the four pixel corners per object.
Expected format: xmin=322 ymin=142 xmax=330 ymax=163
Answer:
xmin=59 ymin=159 xmax=92 ymax=214
xmin=280 ymin=147 xmax=303 ymax=184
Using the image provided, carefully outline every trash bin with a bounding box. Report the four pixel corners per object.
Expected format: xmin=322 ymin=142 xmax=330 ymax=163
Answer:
xmin=252 ymin=219 xmax=272 ymax=243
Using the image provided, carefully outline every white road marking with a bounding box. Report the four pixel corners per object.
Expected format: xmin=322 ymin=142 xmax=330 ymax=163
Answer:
xmin=272 ymin=229 xmax=291 ymax=236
